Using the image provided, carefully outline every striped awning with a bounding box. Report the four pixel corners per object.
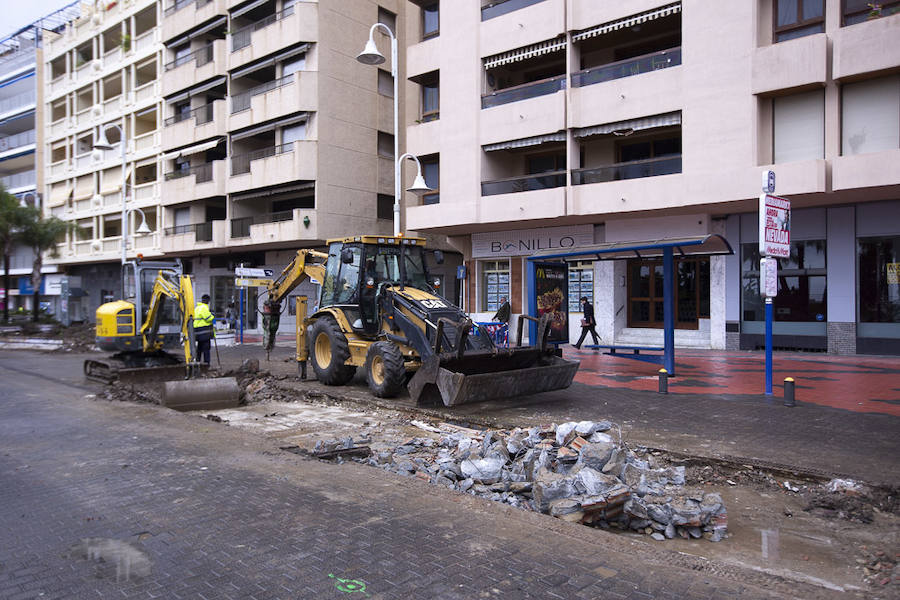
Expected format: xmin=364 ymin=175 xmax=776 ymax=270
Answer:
xmin=483 ymin=131 xmax=566 ymax=152
xmin=573 ymin=3 xmax=681 ymax=42
xmin=573 ymin=111 xmax=681 ymax=138
xmin=163 ymin=138 xmax=222 ymax=160
xmin=484 ymin=37 xmax=566 ymax=70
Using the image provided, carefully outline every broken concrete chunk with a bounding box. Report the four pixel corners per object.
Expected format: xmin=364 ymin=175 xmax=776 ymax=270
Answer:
xmin=555 ymin=422 xmax=578 ymax=446
xmin=532 ymin=467 xmax=577 ymax=513
xmin=577 ymin=441 xmax=615 ymax=471
xmin=574 ymin=468 xmax=620 ymax=497
xmin=651 ymin=532 xmax=665 ymax=541
xmin=460 ymin=455 xmax=505 ymax=484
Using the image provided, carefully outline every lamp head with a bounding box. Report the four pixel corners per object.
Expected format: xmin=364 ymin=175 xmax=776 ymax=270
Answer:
xmin=93 ymin=129 xmax=114 ymax=151
xmin=135 ymin=220 xmax=152 ymax=235
xmin=407 ymin=173 xmax=432 ymax=197
xmin=356 ymin=38 xmax=385 ymax=65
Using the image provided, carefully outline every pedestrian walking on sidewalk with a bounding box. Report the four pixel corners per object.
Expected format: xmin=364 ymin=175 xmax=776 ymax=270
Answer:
xmin=193 ymin=294 xmax=215 ymax=366
xmin=573 ymin=296 xmax=599 ymax=349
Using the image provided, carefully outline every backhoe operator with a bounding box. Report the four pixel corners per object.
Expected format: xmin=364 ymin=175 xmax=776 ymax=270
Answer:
xmin=193 ymin=294 xmax=215 ymax=366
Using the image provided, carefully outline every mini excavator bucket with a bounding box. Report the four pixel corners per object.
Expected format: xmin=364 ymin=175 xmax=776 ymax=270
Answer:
xmin=407 ymin=314 xmax=579 ymax=407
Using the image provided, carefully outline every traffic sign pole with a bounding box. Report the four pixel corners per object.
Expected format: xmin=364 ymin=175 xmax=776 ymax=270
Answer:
xmin=239 ymin=288 xmax=244 ymax=344
xmin=765 ymin=297 xmax=773 ymax=396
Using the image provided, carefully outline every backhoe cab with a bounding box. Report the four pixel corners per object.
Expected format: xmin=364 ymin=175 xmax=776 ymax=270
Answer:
xmin=265 ymin=236 xmax=579 ymax=407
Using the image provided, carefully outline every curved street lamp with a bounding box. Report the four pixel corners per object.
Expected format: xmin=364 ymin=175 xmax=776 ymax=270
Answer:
xmin=92 ymin=122 xmax=128 ymax=266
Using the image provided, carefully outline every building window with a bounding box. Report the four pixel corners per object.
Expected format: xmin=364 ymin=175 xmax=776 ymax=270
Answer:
xmin=843 ymin=0 xmax=900 ymax=25
xmin=377 ymin=131 xmax=394 ymax=158
xmin=617 ymin=136 xmax=681 ymax=162
xmin=377 ymin=194 xmax=393 ymax=220
xmin=422 ymin=3 xmax=439 ymax=39
xmin=377 ymin=69 xmax=393 ymax=97
xmin=841 ymin=75 xmax=900 ymax=156
xmin=741 ymin=240 xmax=827 ymax=322
xmin=774 ymin=0 xmax=825 ymax=42
xmin=482 ymin=260 xmax=510 ymax=313
xmin=773 ymin=90 xmax=825 ymax=163
xmin=377 ymin=7 xmax=396 ymax=33
xmin=414 ymin=71 xmax=439 ymax=122
xmin=859 ymin=236 xmax=900 ymax=324
xmin=421 ymin=156 xmax=439 ymax=205
xmin=568 ymin=262 xmax=594 ymax=313
xmin=282 ymin=122 xmax=307 ymax=144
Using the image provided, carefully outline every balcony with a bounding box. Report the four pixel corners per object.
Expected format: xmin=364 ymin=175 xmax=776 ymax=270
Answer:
xmin=49 ymin=75 xmax=69 ymax=97
xmin=228 ymin=2 xmax=317 ymax=68
xmin=481 ymin=170 xmax=566 ymax=196
xmin=134 ymin=181 xmax=159 ymax=202
xmin=229 ymin=71 xmax=317 ymax=128
xmin=480 ymin=80 xmax=565 ymax=147
xmin=162 ymin=100 xmax=226 ymax=149
xmin=571 ymin=0 xmax=674 ymax=32
xmin=162 ymin=160 xmax=226 ymax=204
xmin=833 ymin=150 xmax=900 ymax=191
xmin=162 ymin=220 xmax=227 ymax=252
xmin=570 ymin=65 xmax=682 ymax=129
xmin=480 ymin=185 xmax=566 ymax=224
xmin=0 ymin=170 xmax=35 ymax=191
xmin=0 ymin=130 xmax=36 ymax=155
xmin=134 ymin=80 xmax=159 ymax=104
xmin=229 ymin=208 xmax=316 ymax=244
xmin=572 ymin=155 xmax=682 ymax=185
xmin=163 ymin=0 xmax=227 ymax=43
xmin=573 ymin=47 xmax=681 ymax=88
xmin=480 ymin=0 xmax=562 ymax=58
xmin=0 ymin=90 xmax=36 ymax=118
xmin=569 ymin=169 xmax=684 ymax=216
xmin=161 ymin=40 xmax=224 ymax=97
xmin=752 ymin=35 xmax=825 ymax=94
xmin=482 ymin=74 xmax=565 ymax=109
xmin=228 ymin=140 xmax=317 ymax=194
xmin=833 ymin=14 xmax=900 ymax=81
xmin=133 ymin=131 xmax=159 ymax=154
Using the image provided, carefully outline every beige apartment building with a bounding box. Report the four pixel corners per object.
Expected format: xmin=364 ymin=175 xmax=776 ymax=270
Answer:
xmin=402 ymin=0 xmax=900 ymax=355
xmin=43 ymin=0 xmax=461 ymax=333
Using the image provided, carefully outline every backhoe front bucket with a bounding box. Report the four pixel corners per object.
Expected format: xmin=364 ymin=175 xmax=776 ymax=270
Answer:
xmin=408 ymin=350 xmax=579 ymax=407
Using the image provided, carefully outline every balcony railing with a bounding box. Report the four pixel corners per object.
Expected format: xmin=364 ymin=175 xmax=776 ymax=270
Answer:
xmin=0 ymin=49 xmax=36 ymax=73
xmin=164 ymin=44 xmax=214 ymax=71
xmin=481 ymin=0 xmax=548 ymax=21
xmin=164 ymin=162 xmax=214 ymax=183
xmin=0 ymin=90 xmax=36 ymax=114
xmin=230 ymin=210 xmax=293 ymax=238
xmin=230 ymin=73 xmax=294 ymax=113
xmin=0 ymin=130 xmax=36 ymax=152
xmin=231 ymin=6 xmax=295 ymax=51
xmin=230 ymin=143 xmax=294 ymax=175
xmin=164 ymin=102 xmax=215 ymax=126
xmin=572 ymin=47 xmax=682 ymax=88
xmin=482 ymin=74 xmax=565 ymax=109
xmin=164 ymin=221 xmax=213 ymax=242
xmin=571 ymin=155 xmax=682 ymax=184
xmin=164 ymin=0 xmax=211 ymax=16
xmin=0 ymin=170 xmax=36 ymax=190
xmin=481 ymin=170 xmax=566 ymax=196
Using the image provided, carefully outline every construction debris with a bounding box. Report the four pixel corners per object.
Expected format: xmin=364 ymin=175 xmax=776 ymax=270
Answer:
xmin=317 ymin=420 xmax=728 ymax=542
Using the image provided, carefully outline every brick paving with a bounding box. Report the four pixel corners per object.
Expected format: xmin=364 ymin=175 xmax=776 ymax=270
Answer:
xmin=0 ymin=350 xmax=845 ymax=600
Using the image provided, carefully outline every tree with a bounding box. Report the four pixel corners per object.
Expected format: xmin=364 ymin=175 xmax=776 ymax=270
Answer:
xmin=0 ymin=184 xmax=30 ymax=323
xmin=20 ymin=207 xmax=73 ymax=322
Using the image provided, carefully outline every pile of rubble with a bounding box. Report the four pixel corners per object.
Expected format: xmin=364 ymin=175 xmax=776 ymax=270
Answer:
xmin=335 ymin=420 xmax=728 ymax=542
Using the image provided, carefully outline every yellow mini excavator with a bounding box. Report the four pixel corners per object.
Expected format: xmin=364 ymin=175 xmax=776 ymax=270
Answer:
xmin=84 ymin=259 xmax=200 ymax=383
xmin=262 ymin=235 xmax=579 ymax=407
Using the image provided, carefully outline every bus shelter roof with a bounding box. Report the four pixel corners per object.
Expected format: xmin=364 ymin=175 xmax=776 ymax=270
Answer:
xmin=527 ymin=234 xmax=733 ymax=262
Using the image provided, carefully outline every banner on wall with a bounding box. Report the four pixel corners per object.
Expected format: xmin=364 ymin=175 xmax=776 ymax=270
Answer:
xmin=533 ymin=262 xmax=569 ymax=344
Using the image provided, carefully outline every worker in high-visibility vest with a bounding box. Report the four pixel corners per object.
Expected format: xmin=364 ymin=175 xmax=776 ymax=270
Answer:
xmin=194 ymin=294 xmax=215 ymax=365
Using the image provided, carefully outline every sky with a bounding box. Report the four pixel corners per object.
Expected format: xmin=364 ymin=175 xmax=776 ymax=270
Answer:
xmin=2 ymin=0 xmax=78 ymax=41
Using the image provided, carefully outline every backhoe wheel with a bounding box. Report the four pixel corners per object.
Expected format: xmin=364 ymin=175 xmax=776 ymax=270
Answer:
xmin=308 ymin=317 xmax=356 ymax=385
xmin=365 ymin=342 xmax=406 ymax=398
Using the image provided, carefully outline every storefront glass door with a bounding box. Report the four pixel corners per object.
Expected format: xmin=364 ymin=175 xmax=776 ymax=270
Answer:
xmin=628 ymin=258 xmax=709 ymax=328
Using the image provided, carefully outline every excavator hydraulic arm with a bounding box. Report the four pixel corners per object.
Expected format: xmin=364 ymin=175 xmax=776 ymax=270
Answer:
xmin=140 ymin=269 xmax=198 ymax=375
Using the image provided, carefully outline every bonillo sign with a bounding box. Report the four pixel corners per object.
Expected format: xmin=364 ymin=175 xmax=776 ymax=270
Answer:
xmin=472 ymin=225 xmax=593 ymax=258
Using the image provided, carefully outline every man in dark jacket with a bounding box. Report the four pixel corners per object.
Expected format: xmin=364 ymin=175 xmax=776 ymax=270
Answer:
xmin=492 ymin=296 xmax=510 ymax=325
xmin=573 ymin=296 xmax=600 ymax=349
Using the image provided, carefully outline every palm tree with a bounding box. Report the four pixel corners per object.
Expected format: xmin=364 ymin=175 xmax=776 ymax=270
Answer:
xmin=20 ymin=206 xmax=73 ymax=322
xmin=0 ymin=184 xmax=30 ymax=323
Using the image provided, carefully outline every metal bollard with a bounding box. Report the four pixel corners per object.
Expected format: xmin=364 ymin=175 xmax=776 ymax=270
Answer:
xmin=658 ymin=368 xmax=668 ymax=394
xmin=783 ymin=377 xmax=795 ymax=407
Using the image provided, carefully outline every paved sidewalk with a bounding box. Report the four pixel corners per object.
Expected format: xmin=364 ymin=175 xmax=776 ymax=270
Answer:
xmin=0 ymin=351 xmax=834 ymax=600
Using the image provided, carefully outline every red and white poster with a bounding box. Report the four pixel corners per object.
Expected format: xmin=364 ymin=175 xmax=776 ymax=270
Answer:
xmin=759 ymin=194 xmax=791 ymax=258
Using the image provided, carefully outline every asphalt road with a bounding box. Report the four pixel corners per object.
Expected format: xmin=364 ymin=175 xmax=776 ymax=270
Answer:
xmin=0 ymin=350 xmax=845 ymax=599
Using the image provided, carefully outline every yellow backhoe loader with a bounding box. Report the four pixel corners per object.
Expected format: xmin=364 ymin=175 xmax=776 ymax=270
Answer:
xmin=263 ymin=235 xmax=579 ymax=407
xmin=84 ymin=259 xmax=200 ymax=383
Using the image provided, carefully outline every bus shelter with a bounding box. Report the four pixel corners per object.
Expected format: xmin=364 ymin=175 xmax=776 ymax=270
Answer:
xmin=527 ymin=235 xmax=734 ymax=376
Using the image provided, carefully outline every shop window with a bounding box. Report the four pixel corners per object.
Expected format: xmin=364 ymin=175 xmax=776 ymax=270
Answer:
xmin=774 ymin=0 xmax=824 ymax=42
xmin=568 ymin=262 xmax=593 ymax=313
xmin=741 ymin=240 xmax=827 ymax=322
xmin=858 ymin=236 xmax=900 ymax=324
xmin=482 ymin=260 xmax=510 ymax=313
xmin=773 ymin=90 xmax=825 ymax=163
xmin=841 ymin=75 xmax=900 ymax=156
xmin=211 ymin=276 xmax=237 ymax=318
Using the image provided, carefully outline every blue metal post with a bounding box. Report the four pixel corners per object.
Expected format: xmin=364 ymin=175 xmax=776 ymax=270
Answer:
xmin=765 ymin=297 xmax=773 ymax=395
xmin=239 ymin=288 xmax=244 ymax=344
xmin=527 ymin=260 xmax=537 ymax=345
xmin=662 ymin=248 xmax=675 ymax=375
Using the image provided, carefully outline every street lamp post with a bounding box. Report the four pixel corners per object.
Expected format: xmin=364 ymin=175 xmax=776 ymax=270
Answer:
xmin=92 ymin=124 xmax=127 ymax=265
xmin=397 ymin=152 xmax=432 ymax=200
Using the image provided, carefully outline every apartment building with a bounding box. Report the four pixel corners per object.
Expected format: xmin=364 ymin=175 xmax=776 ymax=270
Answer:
xmin=44 ymin=0 xmax=461 ymax=333
xmin=0 ymin=2 xmax=81 ymax=316
xmin=402 ymin=0 xmax=900 ymax=355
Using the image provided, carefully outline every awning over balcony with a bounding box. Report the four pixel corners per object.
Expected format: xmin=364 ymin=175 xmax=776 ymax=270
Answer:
xmin=230 ymin=0 xmax=270 ymax=19
xmin=483 ymin=131 xmax=566 ymax=152
xmin=231 ymin=181 xmax=314 ymax=202
xmin=166 ymin=76 xmax=228 ymax=103
xmin=100 ymin=166 xmax=134 ymax=194
xmin=162 ymin=138 xmax=222 ymax=160
xmin=483 ymin=37 xmax=566 ymax=69
xmin=230 ymin=43 xmax=309 ymax=79
xmin=573 ymin=2 xmax=681 ymax=42
xmin=168 ymin=16 xmax=227 ymax=46
xmin=231 ymin=112 xmax=308 ymax=141
xmin=573 ymin=111 xmax=681 ymax=138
